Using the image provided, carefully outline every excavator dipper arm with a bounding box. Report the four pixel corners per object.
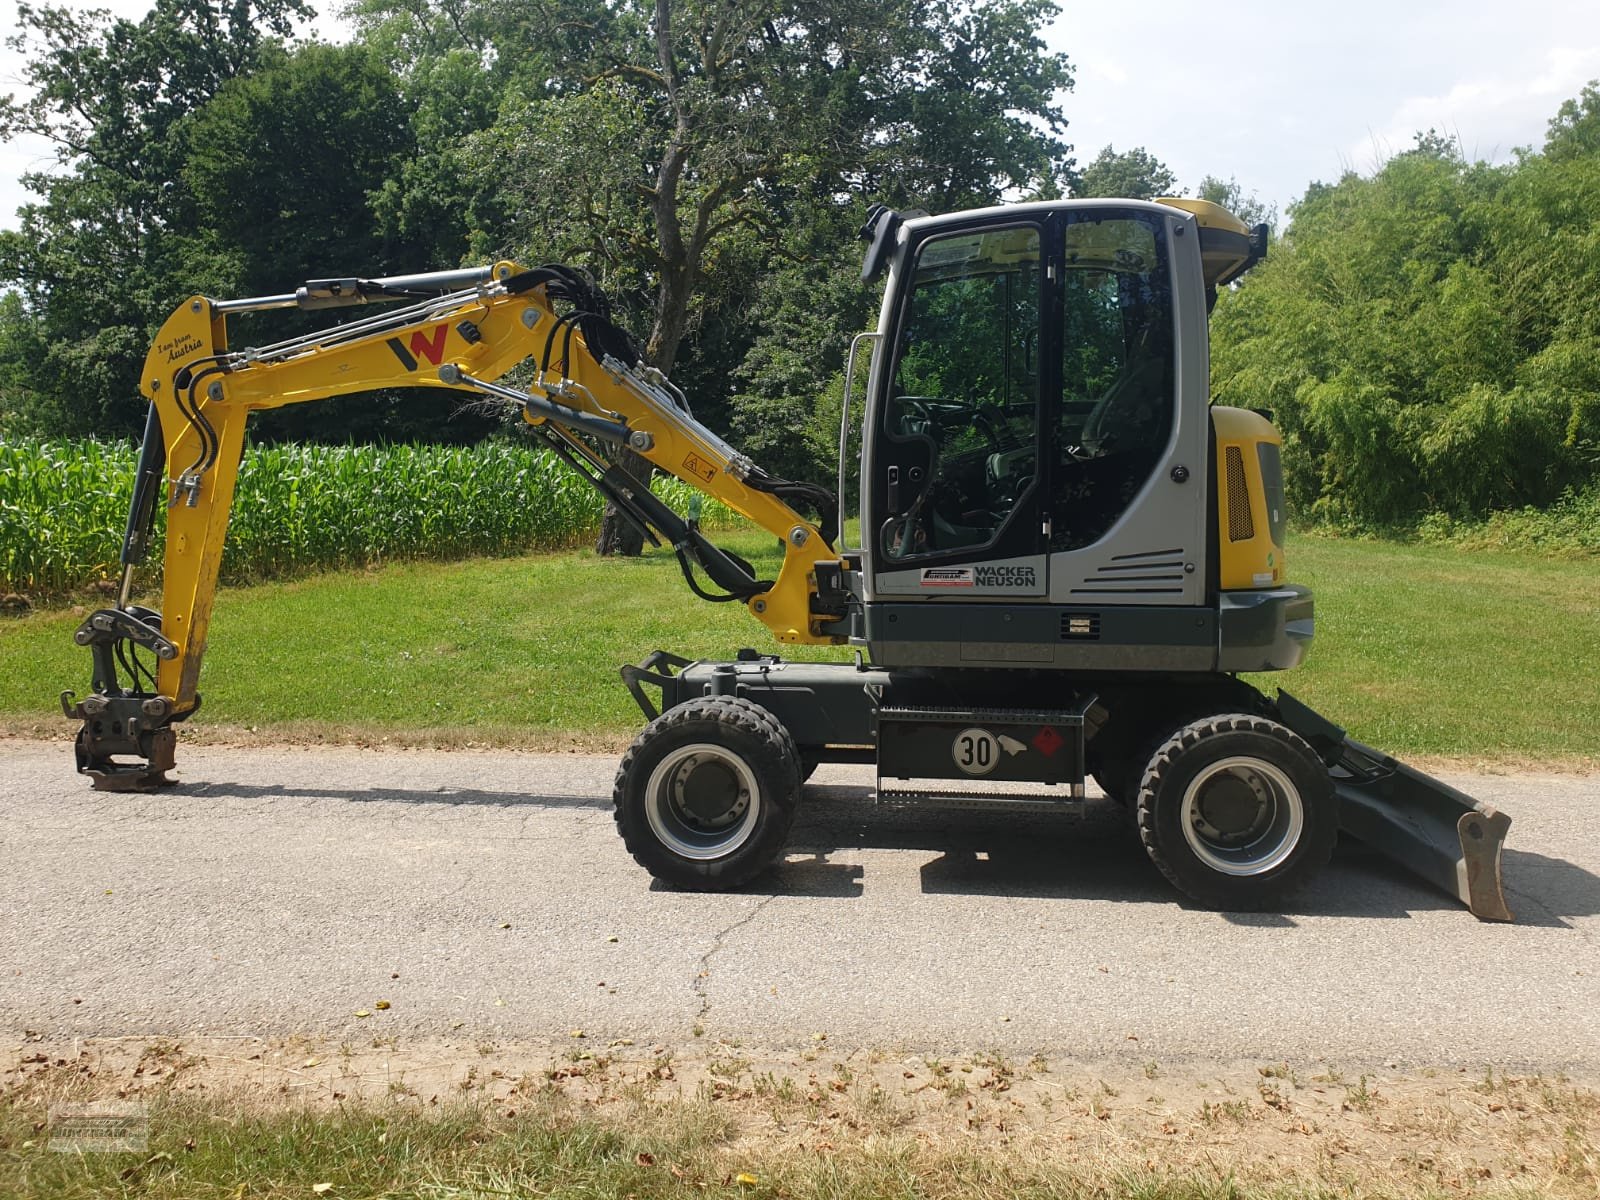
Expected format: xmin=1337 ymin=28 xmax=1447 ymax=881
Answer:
xmin=62 ymin=262 xmax=845 ymax=790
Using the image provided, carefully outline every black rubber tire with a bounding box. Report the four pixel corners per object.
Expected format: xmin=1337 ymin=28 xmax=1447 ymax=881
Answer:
xmin=1135 ymin=713 xmax=1336 ymax=911
xmin=614 ymin=696 xmax=800 ymax=890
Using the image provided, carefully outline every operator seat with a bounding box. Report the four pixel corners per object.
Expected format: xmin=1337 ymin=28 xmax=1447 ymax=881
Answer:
xmin=1079 ymin=323 xmax=1167 ymax=457
xmin=1052 ymin=321 xmax=1172 ymax=552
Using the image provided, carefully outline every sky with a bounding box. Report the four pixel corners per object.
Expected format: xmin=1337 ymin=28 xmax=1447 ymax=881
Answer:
xmin=1 ymin=0 xmax=1599 ymax=231
xmin=1045 ymin=0 xmax=1600 ymax=221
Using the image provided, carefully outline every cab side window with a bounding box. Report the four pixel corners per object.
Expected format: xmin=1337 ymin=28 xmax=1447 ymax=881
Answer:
xmin=1052 ymin=215 xmax=1174 ymax=551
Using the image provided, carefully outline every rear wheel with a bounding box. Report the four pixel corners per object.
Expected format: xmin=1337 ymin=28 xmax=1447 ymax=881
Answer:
xmin=1136 ymin=714 xmax=1336 ymax=910
xmin=614 ymin=696 xmax=800 ymax=890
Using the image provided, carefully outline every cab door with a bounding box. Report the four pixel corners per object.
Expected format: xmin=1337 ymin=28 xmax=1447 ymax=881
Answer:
xmin=867 ymin=218 xmax=1054 ymax=599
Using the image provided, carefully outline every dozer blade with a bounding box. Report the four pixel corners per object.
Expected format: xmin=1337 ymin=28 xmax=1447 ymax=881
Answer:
xmin=1274 ymin=691 xmax=1513 ymax=922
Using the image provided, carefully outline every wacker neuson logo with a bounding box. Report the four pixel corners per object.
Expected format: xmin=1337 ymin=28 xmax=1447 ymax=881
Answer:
xmin=976 ymin=564 xmax=1036 ymax=588
xmin=921 ymin=565 xmax=1037 ymax=588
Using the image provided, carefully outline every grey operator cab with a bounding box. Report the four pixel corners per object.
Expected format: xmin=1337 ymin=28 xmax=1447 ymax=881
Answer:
xmin=854 ymin=200 xmax=1217 ymax=670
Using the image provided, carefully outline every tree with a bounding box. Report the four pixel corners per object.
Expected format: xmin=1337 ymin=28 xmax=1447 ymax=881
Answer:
xmin=1074 ymin=144 xmax=1175 ymax=199
xmin=357 ymin=0 xmax=1073 ymax=371
xmin=1195 ymin=174 xmax=1277 ymax=231
xmin=180 ymin=42 xmax=495 ymax=444
xmin=0 ymin=0 xmax=313 ymax=433
xmin=373 ymin=0 xmax=1075 ymax=549
xmin=1545 ymin=79 xmax=1600 ymax=162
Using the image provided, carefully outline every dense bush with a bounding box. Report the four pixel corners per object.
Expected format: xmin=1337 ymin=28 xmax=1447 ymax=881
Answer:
xmin=0 ymin=439 xmax=739 ymax=593
xmin=1415 ymin=484 xmax=1600 ymax=556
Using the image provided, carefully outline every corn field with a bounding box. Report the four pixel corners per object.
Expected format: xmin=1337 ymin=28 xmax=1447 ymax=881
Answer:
xmin=0 ymin=438 xmax=740 ymax=594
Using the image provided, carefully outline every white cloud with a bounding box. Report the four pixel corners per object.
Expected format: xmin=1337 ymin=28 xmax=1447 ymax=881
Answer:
xmin=1351 ymin=46 xmax=1600 ymax=171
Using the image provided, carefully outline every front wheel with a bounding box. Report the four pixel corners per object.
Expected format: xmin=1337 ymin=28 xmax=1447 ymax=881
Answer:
xmin=1136 ymin=714 xmax=1336 ymax=911
xmin=614 ymin=696 xmax=800 ymax=890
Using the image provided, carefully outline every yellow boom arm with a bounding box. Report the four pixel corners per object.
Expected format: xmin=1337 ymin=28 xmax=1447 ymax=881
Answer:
xmin=65 ymin=262 xmax=844 ymax=788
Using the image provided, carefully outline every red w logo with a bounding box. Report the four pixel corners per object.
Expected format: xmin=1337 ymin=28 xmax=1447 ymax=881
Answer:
xmin=409 ymin=325 xmax=449 ymax=365
xmin=384 ymin=324 xmax=450 ymax=371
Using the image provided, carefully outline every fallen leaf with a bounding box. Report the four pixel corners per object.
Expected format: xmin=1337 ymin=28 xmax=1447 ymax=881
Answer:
xmin=374 ymin=1000 xmax=391 ymax=1011
xmin=607 ymin=935 xmax=619 ymax=943
xmin=569 ymin=1030 xmax=586 ymax=1039
xmin=635 ymin=1151 xmax=656 ymax=1166
xmin=498 ymin=922 xmax=512 ymax=930
xmin=353 ymin=1010 xmax=371 ymax=1019
xmin=312 ymin=1185 xmax=333 ymax=1195
xmin=736 ymin=1172 xmax=760 ymax=1186
xmin=302 ymin=1058 xmax=319 ymax=1069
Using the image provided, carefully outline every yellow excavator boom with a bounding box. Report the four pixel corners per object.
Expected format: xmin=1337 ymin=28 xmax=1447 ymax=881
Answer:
xmin=64 ymin=262 xmax=845 ymax=787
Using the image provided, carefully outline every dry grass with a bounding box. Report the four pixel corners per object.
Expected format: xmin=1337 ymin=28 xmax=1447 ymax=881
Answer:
xmin=5 ymin=1036 xmax=1596 ymax=1199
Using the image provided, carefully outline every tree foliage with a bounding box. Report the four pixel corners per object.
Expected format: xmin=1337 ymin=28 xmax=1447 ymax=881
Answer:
xmin=0 ymin=0 xmax=311 ymax=433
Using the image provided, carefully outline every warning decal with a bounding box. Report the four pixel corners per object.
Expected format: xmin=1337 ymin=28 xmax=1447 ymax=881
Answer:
xmin=682 ymin=453 xmax=717 ymax=483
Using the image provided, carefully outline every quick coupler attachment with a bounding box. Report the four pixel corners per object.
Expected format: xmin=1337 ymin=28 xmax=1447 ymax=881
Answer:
xmin=62 ymin=606 xmax=187 ymax=792
xmin=61 ymin=690 xmax=179 ymax=791
xmin=1275 ymin=690 xmax=1512 ymax=921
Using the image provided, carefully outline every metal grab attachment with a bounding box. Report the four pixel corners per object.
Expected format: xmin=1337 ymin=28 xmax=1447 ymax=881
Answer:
xmin=1274 ymin=690 xmax=1512 ymax=921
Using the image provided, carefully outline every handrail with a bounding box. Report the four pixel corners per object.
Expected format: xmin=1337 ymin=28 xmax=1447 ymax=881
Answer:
xmin=839 ymin=331 xmax=880 ymax=549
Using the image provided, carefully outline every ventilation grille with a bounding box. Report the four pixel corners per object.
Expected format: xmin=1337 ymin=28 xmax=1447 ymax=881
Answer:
xmin=1226 ymin=445 xmax=1255 ymax=542
xmin=1070 ymin=547 xmax=1186 ymax=596
xmin=1060 ymin=612 xmax=1101 ymax=640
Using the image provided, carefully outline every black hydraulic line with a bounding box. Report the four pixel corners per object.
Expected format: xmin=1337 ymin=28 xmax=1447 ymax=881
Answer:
xmin=560 ymin=313 xmax=584 ymax=375
xmin=741 ymin=471 xmax=839 ymax=545
xmin=541 ymin=310 xmax=589 ymax=375
xmin=121 ymin=403 xmax=167 ymax=568
xmin=675 ymin=549 xmax=743 ymax=602
xmin=537 ymin=427 xmax=768 ymax=600
xmin=171 ymin=361 xmax=228 ymax=484
xmin=535 ymin=430 xmax=663 ymax=550
xmin=504 ymin=264 xmax=642 ymax=369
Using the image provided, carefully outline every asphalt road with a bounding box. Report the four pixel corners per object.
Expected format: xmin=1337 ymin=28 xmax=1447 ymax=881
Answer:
xmin=3 ymin=740 xmax=1597 ymax=1069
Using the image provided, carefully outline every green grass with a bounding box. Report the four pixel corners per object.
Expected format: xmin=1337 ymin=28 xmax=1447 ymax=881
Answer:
xmin=3 ymin=531 xmax=845 ymax=746
xmin=4 ymin=532 xmax=1596 ymax=761
xmin=6 ymin=1082 xmax=1591 ymax=1200
xmin=1263 ymin=533 xmax=1599 ymax=760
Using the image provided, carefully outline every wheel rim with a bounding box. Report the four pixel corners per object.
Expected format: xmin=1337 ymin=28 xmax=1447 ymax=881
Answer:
xmin=1179 ymin=756 xmax=1304 ymax=876
xmin=644 ymin=742 xmax=762 ymax=861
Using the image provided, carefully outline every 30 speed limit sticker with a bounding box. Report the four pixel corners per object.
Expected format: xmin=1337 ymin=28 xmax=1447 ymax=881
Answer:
xmin=951 ymin=728 xmax=1000 ymax=775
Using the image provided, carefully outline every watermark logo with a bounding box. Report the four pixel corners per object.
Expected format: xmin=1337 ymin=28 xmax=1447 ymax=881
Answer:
xmin=47 ymin=1100 xmax=149 ymax=1153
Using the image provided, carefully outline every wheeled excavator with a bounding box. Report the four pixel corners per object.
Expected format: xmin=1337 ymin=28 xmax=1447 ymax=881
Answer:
xmin=62 ymin=198 xmax=1513 ymax=919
